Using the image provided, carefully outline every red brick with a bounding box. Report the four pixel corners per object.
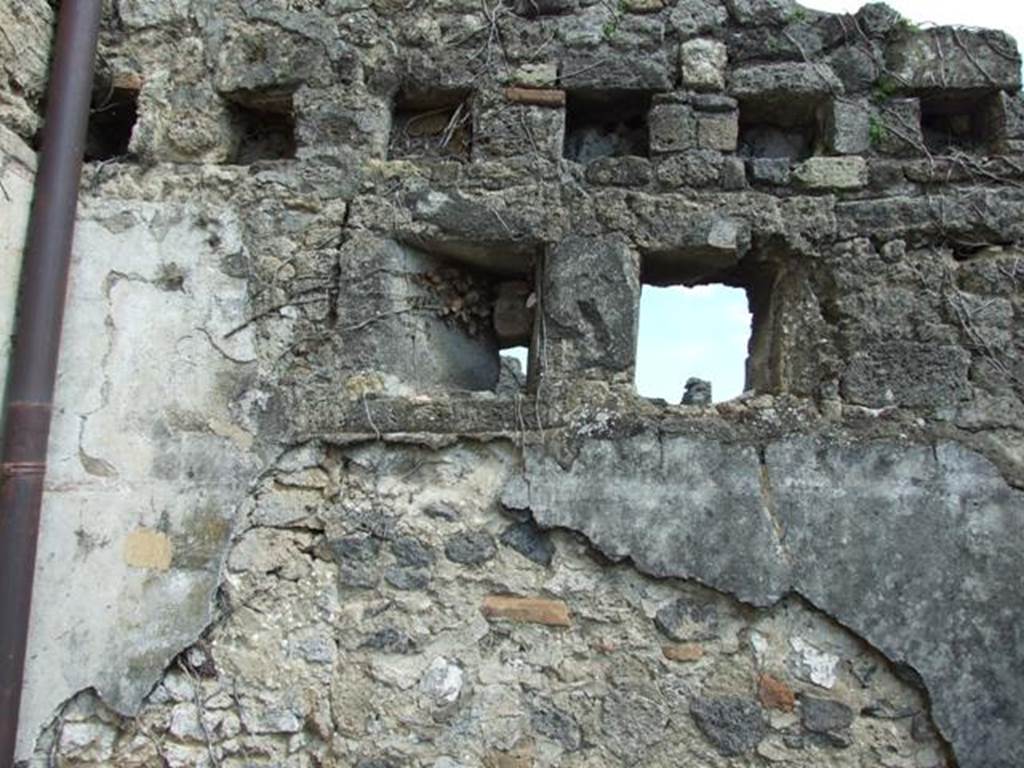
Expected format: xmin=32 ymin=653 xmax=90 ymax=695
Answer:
xmin=481 ymin=595 xmax=571 ymax=627
xmin=759 ymin=673 xmax=796 ymax=712
xmin=504 ymin=88 xmax=566 ymax=108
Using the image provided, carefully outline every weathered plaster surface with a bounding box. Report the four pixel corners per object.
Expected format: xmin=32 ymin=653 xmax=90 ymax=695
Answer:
xmin=16 ymin=198 xmax=261 ymax=756
xmin=22 ymin=439 xmax=956 ymax=767
xmin=503 ymin=433 xmax=1024 ymax=767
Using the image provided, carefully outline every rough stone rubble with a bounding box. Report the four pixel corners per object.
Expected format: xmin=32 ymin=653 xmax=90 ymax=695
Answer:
xmin=2 ymin=0 xmax=1024 ymax=766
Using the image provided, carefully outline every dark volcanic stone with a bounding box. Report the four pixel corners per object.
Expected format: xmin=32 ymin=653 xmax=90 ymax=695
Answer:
xmin=384 ymin=567 xmax=429 ymax=591
xmin=690 ymin=696 xmax=767 ymax=756
xmin=801 ymin=696 xmax=855 ymax=733
xmin=530 ymin=699 xmax=582 ymax=751
xmin=326 ymin=535 xmax=380 ymax=563
xmin=355 ymin=759 xmax=401 ymax=768
xmin=390 ymin=536 xmax=434 ymax=568
xmin=360 ymin=627 xmax=416 ymax=654
xmin=444 ymin=529 xmax=497 ymax=565
xmin=500 ymin=521 xmax=555 ymax=566
xmin=423 ymin=502 xmax=459 ymax=521
xmin=654 ymin=597 xmax=719 ymax=641
xmin=328 ymin=535 xmax=383 ymax=589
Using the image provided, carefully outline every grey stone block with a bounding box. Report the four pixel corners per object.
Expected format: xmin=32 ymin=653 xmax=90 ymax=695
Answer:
xmin=540 ymin=235 xmax=641 ymax=381
xmin=725 ymin=0 xmax=798 ymax=26
xmin=841 ymin=342 xmax=971 ymax=408
xmin=730 ymin=62 xmax=844 ymax=100
xmin=793 ymin=156 xmax=868 ymax=190
xmin=748 ymin=157 xmax=791 ymax=185
xmin=825 ymin=98 xmax=871 ymax=155
xmin=681 ymin=377 xmax=713 ymax=405
xmin=697 ymin=112 xmax=739 ymax=151
xmin=649 ymin=103 xmax=698 ymax=154
xmin=585 ymin=156 xmax=654 ymax=186
xmin=990 ymin=90 xmax=1024 ymax=151
xmin=885 ymin=28 xmax=1021 ymax=93
xmin=680 ymin=37 xmax=728 ymax=92
xmin=656 ymin=150 xmax=725 ymax=189
xmin=472 ymin=92 xmax=565 ymax=162
xmin=873 ymin=98 xmax=924 ymax=156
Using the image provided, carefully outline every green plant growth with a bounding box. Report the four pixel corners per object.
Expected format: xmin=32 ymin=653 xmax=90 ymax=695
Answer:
xmin=601 ymin=0 xmax=627 ymax=40
xmin=869 ymin=115 xmax=887 ymax=148
xmin=872 ymin=77 xmax=899 ymax=104
xmin=894 ymin=15 xmax=921 ymax=36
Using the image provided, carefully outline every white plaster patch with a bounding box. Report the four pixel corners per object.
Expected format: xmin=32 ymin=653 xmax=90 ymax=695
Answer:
xmin=0 ymin=125 xmax=36 ymax=400
xmin=789 ymin=636 xmax=840 ymax=689
xmin=750 ymin=630 xmax=770 ymax=667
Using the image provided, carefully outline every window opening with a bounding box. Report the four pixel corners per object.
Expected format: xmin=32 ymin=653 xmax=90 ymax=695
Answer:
xmin=634 ymin=284 xmax=751 ymax=403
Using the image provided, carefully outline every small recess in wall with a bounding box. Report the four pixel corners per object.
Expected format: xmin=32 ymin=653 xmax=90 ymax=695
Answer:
xmin=737 ymin=96 xmax=824 ymax=161
xmin=389 ymin=90 xmax=473 ymax=161
xmin=563 ymin=91 xmax=651 ymax=163
xmin=920 ymin=92 xmax=997 ymax=154
xmin=85 ymin=86 xmax=139 ymax=161
xmin=228 ymin=91 xmax=297 ymax=164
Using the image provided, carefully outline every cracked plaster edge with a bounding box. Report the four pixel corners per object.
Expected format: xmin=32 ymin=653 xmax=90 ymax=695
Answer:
xmin=500 ymin=498 xmax=961 ymax=764
xmin=15 ymin=426 xmax=1002 ymax=763
xmin=17 ymin=489 xmax=253 ymax=762
xmin=498 ymin=432 xmax=1009 ymax=764
xmin=20 ymin=430 xmax=966 ymax=764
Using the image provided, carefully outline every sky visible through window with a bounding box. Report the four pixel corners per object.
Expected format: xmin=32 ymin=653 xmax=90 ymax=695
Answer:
xmin=635 ymin=285 xmax=751 ymax=403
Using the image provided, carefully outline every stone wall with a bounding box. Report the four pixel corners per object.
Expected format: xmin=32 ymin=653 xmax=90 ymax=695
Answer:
xmin=2 ymin=1 xmax=1023 ymax=767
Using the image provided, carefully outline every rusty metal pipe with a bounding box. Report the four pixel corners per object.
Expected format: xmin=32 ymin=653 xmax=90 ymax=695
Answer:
xmin=0 ymin=2 xmax=103 ymax=765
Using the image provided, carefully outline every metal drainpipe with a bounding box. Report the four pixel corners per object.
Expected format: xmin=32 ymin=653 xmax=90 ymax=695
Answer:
xmin=0 ymin=2 xmax=103 ymax=766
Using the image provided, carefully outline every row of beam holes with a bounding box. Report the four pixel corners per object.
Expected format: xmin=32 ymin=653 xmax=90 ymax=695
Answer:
xmin=81 ymin=82 xmax=297 ymax=163
xmin=737 ymin=93 xmax=1003 ymax=164
xmin=386 ymin=88 xmax=1006 ymax=165
xmin=79 ymin=84 xmax=1001 ymax=165
xmin=385 ymin=89 xmax=654 ymax=163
